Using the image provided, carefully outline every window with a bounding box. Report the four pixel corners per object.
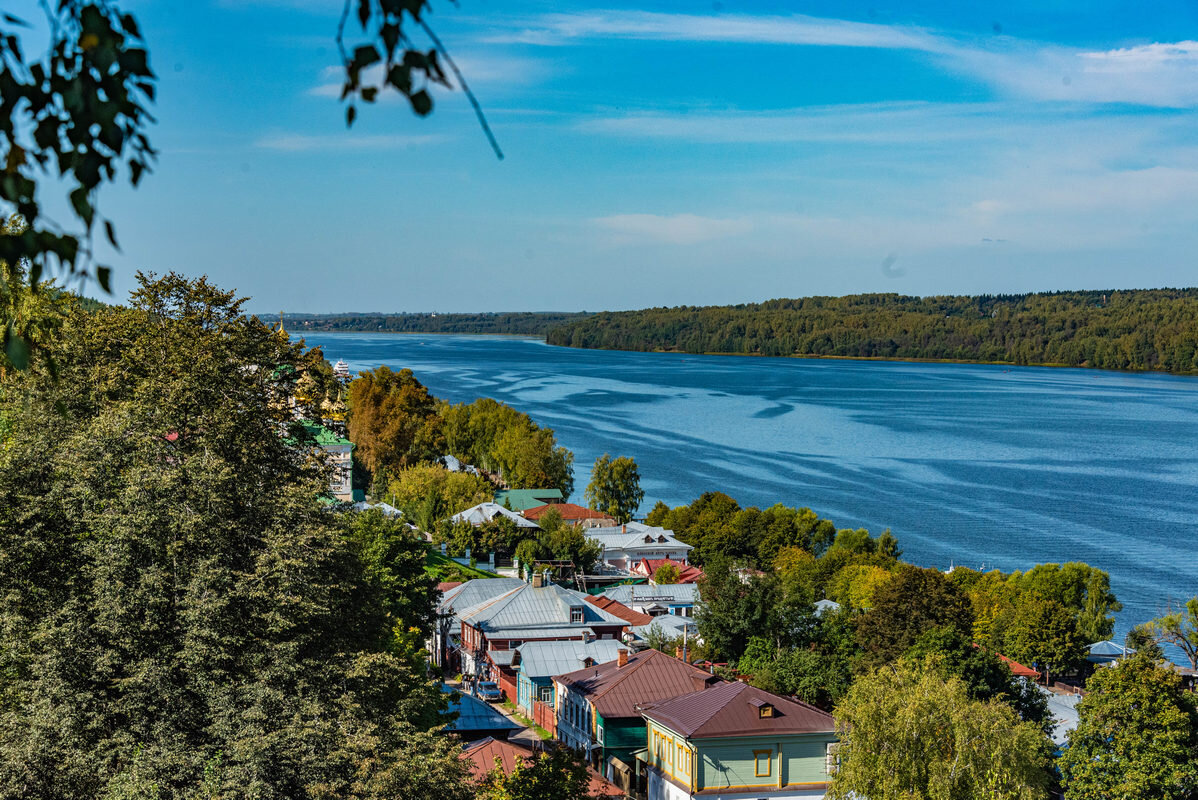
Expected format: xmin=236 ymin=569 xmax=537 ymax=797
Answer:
xmin=538 ymin=685 xmax=553 ymax=703
xmin=597 ymin=724 xmax=604 ymax=744
xmin=570 ymin=607 xmax=584 ymax=623
xmin=675 ymin=743 xmax=686 ymax=776
xmin=754 ymin=750 xmax=773 ymax=778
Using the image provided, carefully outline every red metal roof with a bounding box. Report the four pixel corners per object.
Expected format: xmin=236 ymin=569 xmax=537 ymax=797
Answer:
xmin=585 ymin=595 xmax=654 ymax=626
xmin=437 ymin=581 xmax=464 ymax=594
xmin=461 ymin=737 xmax=621 ymax=796
xmin=644 ymin=680 xmax=835 ymax=739
xmin=556 ymin=649 xmax=721 ymax=720
xmin=971 ymin=643 xmax=1040 ymax=679
xmin=522 ymin=503 xmax=617 ymax=523
xmin=635 ymin=558 xmax=704 ymax=583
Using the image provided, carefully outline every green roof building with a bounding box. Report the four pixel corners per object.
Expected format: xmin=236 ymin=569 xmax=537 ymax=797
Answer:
xmin=494 ymin=488 xmax=564 ymax=511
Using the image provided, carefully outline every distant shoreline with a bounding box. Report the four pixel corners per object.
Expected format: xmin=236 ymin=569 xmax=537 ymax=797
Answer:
xmin=300 ymin=330 xmax=1198 ymax=379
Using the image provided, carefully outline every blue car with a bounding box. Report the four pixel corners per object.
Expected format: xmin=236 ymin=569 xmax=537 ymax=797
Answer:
xmin=476 ymin=681 xmax=502 ymax=702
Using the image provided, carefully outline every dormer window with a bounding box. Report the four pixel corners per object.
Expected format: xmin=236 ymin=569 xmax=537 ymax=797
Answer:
xmin=749 ymin=697 xmax=775 ymax=718
xmin=570 ymin=606 xmax=584 ymax=624
xmin=643 ymin=535 xmax=653 ymax=543
xmin=657 ymin=535 xmax=668 ymax=543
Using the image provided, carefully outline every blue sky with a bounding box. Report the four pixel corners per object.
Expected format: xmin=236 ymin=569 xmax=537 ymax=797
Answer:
xmin=27 ymin=0 xmax=1198 ymax=311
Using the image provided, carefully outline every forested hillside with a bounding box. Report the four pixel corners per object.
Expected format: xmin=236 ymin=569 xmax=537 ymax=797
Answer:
xmin=288 ymin=311 xmax=592 ymax=336
xmin=545 ymin=290 xmax=1198 ymax=373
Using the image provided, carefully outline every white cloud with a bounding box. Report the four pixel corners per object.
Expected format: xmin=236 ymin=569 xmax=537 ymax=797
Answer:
xmin=484 ymin=9 xmax=1198 ymax=107
xmin=593 ymin=213 xmax=754 ymax=245
xmin=307 ymin=54 xmax=549 ymax=99
xmin=486 ymin=10 xmax=940 ymax=52
xmin=254 ymin=133 xmax=445 ymax=151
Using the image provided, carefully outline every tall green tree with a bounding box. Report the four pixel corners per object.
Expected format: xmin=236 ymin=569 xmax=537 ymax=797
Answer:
xmin=854 ymin=566 xmax=973 ymax=666
xmin=1148 ymin=597 xmax=1198 ymax=670
xmin=1003 ymin=595 xmax=1087 ymax=682
xmin=695 ymin=558 xmax=778 ymax=662
xmin=0 ymin=274 xmax=469 ymax=799
xmin=347 ymin=365 xmax=445 ymax=481
xmin=1059 ymin=655 xmax=1198 ymax=800
xmin=828 ymin=658 xmax=1052 ymax=800
xmin=584 ymin=454 xmax=644 ymax=523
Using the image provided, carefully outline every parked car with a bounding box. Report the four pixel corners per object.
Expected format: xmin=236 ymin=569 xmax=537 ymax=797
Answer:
xmin=475 ymin=681 xmax=502 ymax=702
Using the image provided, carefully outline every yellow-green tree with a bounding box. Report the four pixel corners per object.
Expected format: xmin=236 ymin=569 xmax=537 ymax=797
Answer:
xmin=1059 ymin=654 xmax=1198 ymax=800
xmin=828 ymin=658 xmax=1052 ymax=800
xmin=584 ymin=454 xmax=644 ymax=523
xmin=385 ymin=463 xmax=493 ymax=528
xmin=347 ymin=366 xmax=445 ymax=478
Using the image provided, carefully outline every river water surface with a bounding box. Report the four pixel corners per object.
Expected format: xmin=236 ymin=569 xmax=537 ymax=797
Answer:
xmin=300 ymin=332 xmax=1198 ymax=639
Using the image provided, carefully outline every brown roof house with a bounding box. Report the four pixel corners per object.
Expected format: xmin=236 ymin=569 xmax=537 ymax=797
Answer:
xmin=522 ymin=502 xmax=618 ymax=528
xmin=460 ymin=737 xmax=623 ymax=798
xmin=554 ymin=649 xmax=721 ymax=786
xmin=640 ymin=681 xmax=838 ymax=800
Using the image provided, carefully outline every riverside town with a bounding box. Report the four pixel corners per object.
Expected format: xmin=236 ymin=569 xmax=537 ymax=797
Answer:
xmin=3 ymin=2 xmax=1198 ymax=800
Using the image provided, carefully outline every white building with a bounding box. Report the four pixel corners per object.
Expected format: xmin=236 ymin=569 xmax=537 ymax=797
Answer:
xmin=584 ymin=522 xmax=693 ymax=572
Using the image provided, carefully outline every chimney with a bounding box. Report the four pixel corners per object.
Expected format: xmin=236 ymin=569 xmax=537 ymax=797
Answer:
xmin=621 ymin=524 xmax=626 ymax=534
xmin=690 ymin=674 xmax=714 ymax=692
xmin=532 ymin=572 xmax=544 ymax=589
xmin=675 ymin=646 xmax=684 ymax=661
xmin=617 ymin=648 xmax=629 ymax=668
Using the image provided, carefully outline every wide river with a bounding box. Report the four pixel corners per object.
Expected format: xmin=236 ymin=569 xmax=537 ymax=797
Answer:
xmin=301 ymin=332 xmax=1198 ymax=640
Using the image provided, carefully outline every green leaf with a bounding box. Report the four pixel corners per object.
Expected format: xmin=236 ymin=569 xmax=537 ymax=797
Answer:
xmin=120 ymin=13 xmax=141 ymax=38
xmin=97 ymin=266 xmax=112 ymax=293
xmin=353 ymin=45 xmax=381 ymax=69
xmin=409 ymin=89 xmax=432 ymax=116
xmin=5 ymin=328 xmax=29 ymax=370
xmin=357 ymin=0 xmax=371 ymax=28
xmin=361 ymin=87 xmax=377 ymax=103
xmin=69 ymin=187 xmax=94 ymax=228
xmin=3 ymin=13 xmax=29 ymax=27
xmin=104 ymin=220 xmax=120 ymax=250
xmin=346 ymin=105 xmax=357 ymax=127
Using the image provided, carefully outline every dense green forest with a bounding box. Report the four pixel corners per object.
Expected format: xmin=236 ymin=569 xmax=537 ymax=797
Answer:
xmin=544 ymin=290 xmax=1198 ymax=373
xmin=287 ymin=311 xmax=592 ymax=336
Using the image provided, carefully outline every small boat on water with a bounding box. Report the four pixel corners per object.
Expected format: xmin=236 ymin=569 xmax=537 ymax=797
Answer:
xmin=333 ymin=359 xmax=351 ymax=379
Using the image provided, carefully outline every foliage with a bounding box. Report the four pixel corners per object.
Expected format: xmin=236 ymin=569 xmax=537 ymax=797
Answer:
xmin=284 ymin=311 xmax=593 ymax=335
xmin=828 ymin=658 xmax=1052 ymax=800
xmin=652 ymin=563 xmax=681 ymax=584
xmin=738 ymin=607 xmax=858 ymax=710
xmin=424 ymin=549 xmax=499 ymax=583
xmin=1125 ymin=622 xmax=1165 ymax=662
xmin=904 ymin=626 xmax=1049 ymax=730
xmin=0 ymin=1 xmax=156 ymax=299
xmin=505 ymin=514 xmax=601 ymax=575
xmin=441 ymin=397 xmax=574 ymax=495
xmin=546 ymin=290 xmax=1198 ymax=374
xmin=584 ymin=454 xmax=644 ymax=523
xmin=0 ymin=274 xmax=468 ymax=799
xmin=650 ymin=492 xmax=838 ymax=567
xmin=695 ymin=558 xmax=779 ymax=662
xmin=384 ymin=463 xmax=493 ymax=529
xmin=347 ymin=365 xmax=445 ymax=480
xmin=1147 ymin=596 xmax=1198 ymax=670
xmin=476 ymin=745 xmax=595 ymax=800
xmin=1002 ymin=595 xmax=1087 ymax=681
xmin=855 ymin=566 xmax=973 ymax=666
xmin=0 ymin=217 xmax=77 ymax=374
xmin=1059 ymin=655 xmax=1198 ymax=800
xmin=643 ymin=621 xmax=684 ymax=655
xmin=1009 ymin=563 xmax=1121 ymax=643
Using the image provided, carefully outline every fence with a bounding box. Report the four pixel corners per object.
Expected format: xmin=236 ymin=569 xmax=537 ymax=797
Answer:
xmin=532 ymin=700 xmax=556 ymax=737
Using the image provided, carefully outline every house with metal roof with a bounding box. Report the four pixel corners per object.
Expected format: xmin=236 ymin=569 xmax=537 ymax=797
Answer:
xmin=512 ymin=639 xmax=626 ymax=716
xmin=458 ymin=576 xmax=629 ymax=696
xmin=295 ymin=421 xmax=355 ymax=500
xmin=433 ymin=578 xmax=526 ymax=671
xmin=640 ymin=681 xmax=838 ymax=800
xmin=460 ymin=736 xmax=623 ymax=797
xmin=450 ymin=502 xmax=542 ymax=530
xmin=523 ymin=502 xmax=618 ymax=528
xmin=554 ymin=649 xmax=722 ymax=777
xmin=494 ymin=488 xmax=565 ymax=511
xmin=585 ymin=523 xmax=693 ymax=572
xmin=600 ymin=583 xmax=700 ymax=618
xmin=633 ymin=557 xmax=705 ymax=584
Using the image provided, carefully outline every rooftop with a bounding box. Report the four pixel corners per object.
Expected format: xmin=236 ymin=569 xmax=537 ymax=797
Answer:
xmin=522 ymin=502 xmax=617 ymax=524
xmin=600 ymin=583 xmax=699 ymax=606
xmin=461 ymin=737 xmax=623 ymax=797
xmin=442 ymin=687 xmax=521 ymax=735
xmin=494 ymin=488 xmax=565 ymax=511
xmin=556 ymin=649 xmax=721 ymax=720
xmin=636 ymin=557 xmax=705 ymax=583
xmin=461 ymin=582 xmax=629 ymax=634
xmin=586 ymin=595 xmax=654 ymax=626
xmin=450 ymin=502 xmax=541 ymax=529
xmin=644 ymin=680 xmax=836 ymax=739
xmin=585 ymin=522 xmax=693 ymax=552
xmin=515 ymin=639 xmax=626 ymax=679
